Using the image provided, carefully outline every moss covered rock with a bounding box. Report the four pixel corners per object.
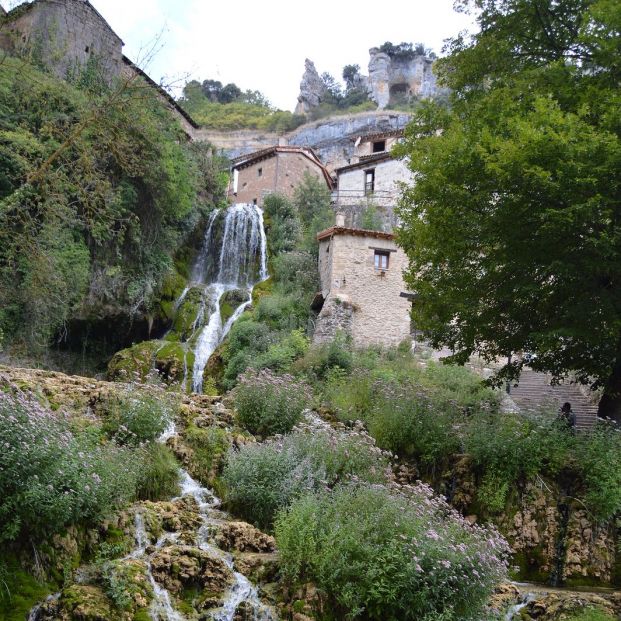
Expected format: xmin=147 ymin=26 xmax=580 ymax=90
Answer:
xmin=107 ymin=340 xmax=193 ymax=387
xmin=220 ymin=288 xmax=249 ymax=323
xmin=149 ymin=544 xmax=234 ymax=601
xmin=106 ymin=341 xmax=161 ymax=382
xmin=172 ymin=286 xmax=212 ymax=342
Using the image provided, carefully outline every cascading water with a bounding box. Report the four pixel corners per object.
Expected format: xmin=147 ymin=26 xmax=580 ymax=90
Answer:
xmin=172 ymin=203 xmax=267 ymax=393
xmin=177 ymin=470 xmax=275 ymax=621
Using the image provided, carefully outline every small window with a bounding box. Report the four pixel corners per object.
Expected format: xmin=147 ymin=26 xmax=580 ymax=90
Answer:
xmin=253 ymin=198 xmax=257 ymax=205
xmin=85 ymin=46 xmax=90 ymax=53
xmin=373 ymin=140 xmax=386 ymax=153
xmin=365 ymin=169 xmax=375 ymax=196
xmin=374 ymin=250 xmax=389 ymax=270
xmin=258 ymin=167 xmax=262 ymax=177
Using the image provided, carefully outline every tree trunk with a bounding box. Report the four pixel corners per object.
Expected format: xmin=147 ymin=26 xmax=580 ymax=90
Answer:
xmin=597 ymin=343 xmax=621 ymax=424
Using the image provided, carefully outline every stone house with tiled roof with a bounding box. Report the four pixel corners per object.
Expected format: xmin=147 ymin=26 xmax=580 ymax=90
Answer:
xmin=333 ymin=129 xmax=412 ymax=232
xmin=229 ymin=145 xmax=334 ymax=207
xmin=313 ymin=221 xmax=412 ymax=347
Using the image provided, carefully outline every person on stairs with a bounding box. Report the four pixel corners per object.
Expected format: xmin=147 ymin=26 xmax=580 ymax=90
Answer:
xmin=559 ymin=402 xmax=576 ymax=432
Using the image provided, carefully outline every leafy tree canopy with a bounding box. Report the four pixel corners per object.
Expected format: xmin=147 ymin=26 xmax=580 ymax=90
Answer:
xmin=395 ymin=0 xmax=621 ymax=418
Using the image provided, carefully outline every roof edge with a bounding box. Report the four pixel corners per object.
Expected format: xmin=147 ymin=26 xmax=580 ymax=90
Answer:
xmin=122 ymin=56 xmax=199 ymax=130
xmin=317 ymin=226 xmax=395 ymax=242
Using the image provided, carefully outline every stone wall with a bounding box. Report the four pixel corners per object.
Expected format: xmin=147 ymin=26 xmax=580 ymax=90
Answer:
xmin=335 ymin=158 xmax=412 ymax=231
xmin=232 ymin=152 xmax=327 ymax=206
xmin=0 ymin=0 xmax=123 ymax=84
xmin=315 ymin=231 xmax=411 ymax=347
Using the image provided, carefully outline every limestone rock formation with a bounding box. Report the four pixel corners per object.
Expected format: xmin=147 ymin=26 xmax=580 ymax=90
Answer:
xmin=367 ymin=47 xmax=440 ymax=109
xmin=295 ymin=59 xmax=328 ymax=115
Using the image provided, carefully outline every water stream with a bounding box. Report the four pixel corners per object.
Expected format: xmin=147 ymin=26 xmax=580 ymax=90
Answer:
xmin=170 ymin=203 xmax=268 ymax=394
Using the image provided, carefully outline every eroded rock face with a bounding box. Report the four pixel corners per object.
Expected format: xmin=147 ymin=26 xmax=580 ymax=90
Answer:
xmin=367 ymin=47 xmax=441 ymax=109
xmin=295 ymin=59 xmax=328 ymax=115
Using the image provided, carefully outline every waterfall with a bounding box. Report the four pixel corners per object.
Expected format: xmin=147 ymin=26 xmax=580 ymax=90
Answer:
xmin=188 ymin=204 xmax=268 ymax=393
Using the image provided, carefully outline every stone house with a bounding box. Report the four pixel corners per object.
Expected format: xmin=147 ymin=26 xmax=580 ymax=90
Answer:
xmin=0 ymin=0 xmax=124 ymax=83
xmin=229 ymin=145 xmax=334 ymax=206
xmin=0 ymin=0 xmax=199 ymax=138
xmin=332 ymin=129 xmax=412 ymax=231
xmin=313 ymin=221 xmax=412 ymax=347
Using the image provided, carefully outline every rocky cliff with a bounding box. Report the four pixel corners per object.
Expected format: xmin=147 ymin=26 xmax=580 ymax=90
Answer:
xmin=367 ymin=46 xmax=441 ymax=108
xmin=197 ymin=110 xmax=411 ymax=172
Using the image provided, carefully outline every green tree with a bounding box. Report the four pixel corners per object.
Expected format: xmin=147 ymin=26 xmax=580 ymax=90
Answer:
xmin=396 ymin=0 xmax=621 ymax=419
xmin=293 ymin=172 xmax=334 ymax=255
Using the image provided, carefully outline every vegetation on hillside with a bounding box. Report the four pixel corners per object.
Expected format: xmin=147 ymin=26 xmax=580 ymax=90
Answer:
xmin=0 ymin=56 xmax=227 ymax=356
xmin=395 ymin=0 xmax=621 ymax=419
xmin=179 ymin=79 xmax=307 ymax=131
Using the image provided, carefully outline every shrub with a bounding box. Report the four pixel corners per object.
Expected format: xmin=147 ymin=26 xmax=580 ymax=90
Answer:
xmin=253 ymin=329 xmax=309 ymax=373
xmin=222 ymin=427 xmax=388 ymax=529
xmin=233 ymin=369 xmax=311 ymax=436
xmin=136 ymin=444 xmax=180 ymax=501
xmin=275 ymin=483 xmax=509 ymax=621
xmin=182 ymin=425 xmax=231 ymax=486
xmin=574 ymin=422 xmax=621 ymax=521
xmin=465 ymin=409 xmax=573 ymax=512
xmin=295 ymin=333 xmax=353 ymax=381
xmin=366 ymin=382 xmax=463 ymax=469
xmin=102 ymin=388 xmax=175 ymax=446
xmin=0 ymin=390 xmax=140 ymax=542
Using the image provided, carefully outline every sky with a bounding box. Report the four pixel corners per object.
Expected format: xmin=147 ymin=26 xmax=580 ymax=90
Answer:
xmin=4 ymin=0 xmax=476 ymax=110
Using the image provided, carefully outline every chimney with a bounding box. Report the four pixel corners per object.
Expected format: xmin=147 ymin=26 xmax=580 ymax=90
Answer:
xmin=335 ymin=213 xmax=345 ymax=227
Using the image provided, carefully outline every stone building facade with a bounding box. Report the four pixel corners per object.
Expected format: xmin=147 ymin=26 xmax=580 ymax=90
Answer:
xmin=332 ymin=129 xmax=412 ymax=231
xmin=229 ymin=146 xmax=334 ymax=206
xmin=0 ymin=0 xmax=124 ymax=83
xmin=314 ymin=225 xmax=412 ymax=347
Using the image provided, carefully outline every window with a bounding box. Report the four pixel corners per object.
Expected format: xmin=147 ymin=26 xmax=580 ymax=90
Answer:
xmin=372 ymin=140 xmax=386 ymax=153
xmin=365 ymin=169 xmax=375 ymax=196
xmin=374 ymin=250 xmax=389 ymax=270
xmin=258 ymin=167 xmax=263 ymax=177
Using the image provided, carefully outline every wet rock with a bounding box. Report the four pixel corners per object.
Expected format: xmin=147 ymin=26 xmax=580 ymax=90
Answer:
xmin=213 ymin=521 xmax=275 ymax=553
xmin=234 ymin=552 xmax=280 ymax=584
xmin=150 ymin=544 xmax=234 ymax=596
xmin=488 ymin=582 xmax=520 ymax=614
xmin=43 ymin=585 xmax=114 ymax=621
xmin=233 ymin=601 xmax=255 ymax=620
xmin=521 ymin=591 xmax=617 ymax=620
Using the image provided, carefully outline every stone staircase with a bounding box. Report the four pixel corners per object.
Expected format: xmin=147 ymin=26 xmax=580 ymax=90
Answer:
xmin=508 ymin=370 xmax=598 ymax=430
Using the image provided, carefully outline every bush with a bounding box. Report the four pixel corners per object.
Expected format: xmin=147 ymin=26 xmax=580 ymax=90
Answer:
xmin=0 ymin=390 xmax=140 ymax=542
xmin=465 ymin=409 xmax=573 ymax=512
xmin=223 ymin=427 xmax=389 ymax=529
xmin=367 ymin=382 xmax=463 ymax=468
xmin=102 ymin=388 xmax=175 ymax=446
xmin=233 ymin=369 xmax=311 ymax=436
xmin=253 ymin=329 xmax=309 ymax=373
xmin=136 ymin=444 xmax=180 ymax=501
xmin=295 ymin=333 xmax=353 ymax=381
xmin=574 ymin=422 xmax=621 ymax=521
xmin=275 ymin=483 xmax=509 ymax=620
xmin=182 ymin=425 xmax=231 ymax=486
